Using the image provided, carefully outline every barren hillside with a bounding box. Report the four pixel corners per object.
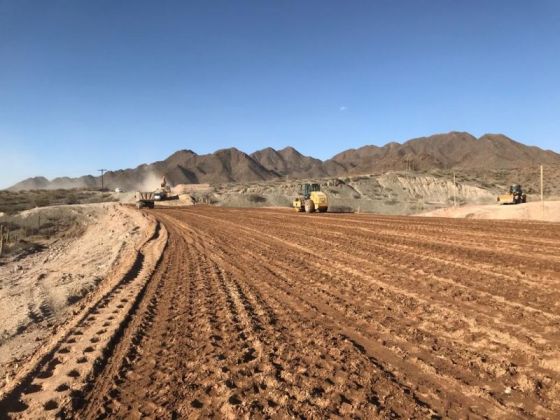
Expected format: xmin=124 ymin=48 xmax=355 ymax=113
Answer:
xmin=9 ymin=132 xmax=560 ymax=191
xmin=177 ymin=166 xmax=560 ymax=215
xmin=329 ymin=132 xmax=560 ymax=174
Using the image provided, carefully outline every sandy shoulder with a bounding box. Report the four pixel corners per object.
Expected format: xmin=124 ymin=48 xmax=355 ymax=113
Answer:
xmin=418 ymin=200 xmax=560 ymax=222
xmin=0 ymin=203 xmax=150 ymax=379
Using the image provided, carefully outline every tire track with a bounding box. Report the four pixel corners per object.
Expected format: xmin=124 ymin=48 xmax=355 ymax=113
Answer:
xmin=12 ymin=206 xmax=559 ymax=419
xmin=161 ymin=207 xmax=552 ymax=416
xmin=0 ymin=219 xmax=167 ymax=419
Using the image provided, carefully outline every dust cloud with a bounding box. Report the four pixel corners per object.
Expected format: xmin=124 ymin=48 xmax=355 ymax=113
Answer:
xmin=137 ymin=171 xmax=164 ymax=192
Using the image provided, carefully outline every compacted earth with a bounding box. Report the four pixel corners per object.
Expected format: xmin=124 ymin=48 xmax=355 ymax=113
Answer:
xmin=1 ymin=206 xmax=560 ymax=419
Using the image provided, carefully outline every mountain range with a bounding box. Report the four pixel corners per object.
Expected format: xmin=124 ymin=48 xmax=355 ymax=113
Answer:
xmin=8 ymin=132 xmax=560 ymax=191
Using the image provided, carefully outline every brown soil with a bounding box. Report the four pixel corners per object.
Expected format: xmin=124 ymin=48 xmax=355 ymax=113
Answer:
xmin=420 ymin=200 xmax=560 ymax=222
xmin=2 ymin=206 xmax=560 ymax=418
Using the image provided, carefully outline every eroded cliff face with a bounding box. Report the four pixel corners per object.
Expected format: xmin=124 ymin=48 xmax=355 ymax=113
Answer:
xmin=180 ymin=171 xmax=497 ymax=214
xmin=377 ymin=173 xmax=494 ymax=204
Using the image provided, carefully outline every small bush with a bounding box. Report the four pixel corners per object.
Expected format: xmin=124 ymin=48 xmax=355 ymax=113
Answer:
xmin=247 ymin=194 xmax=266 ymax=203
xmin=65 ymin=194 xmax=79 ymax=205
xmin=34 ymin=196 xmax=51 ymax=207
xmin=66 ymin=293 xmax=82 ymax=305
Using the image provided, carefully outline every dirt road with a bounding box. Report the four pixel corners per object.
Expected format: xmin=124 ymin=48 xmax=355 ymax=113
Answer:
xmin=2 ymin=207 xmax=560 ymax=418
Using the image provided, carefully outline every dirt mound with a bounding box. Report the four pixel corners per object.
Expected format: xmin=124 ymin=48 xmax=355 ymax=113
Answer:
xmin=172 ymin=183 xmax=211 ymax=194
xmin=419 ymin=200 xmax=560 ymax=222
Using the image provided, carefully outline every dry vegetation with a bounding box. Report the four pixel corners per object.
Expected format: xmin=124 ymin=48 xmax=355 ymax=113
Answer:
xmin=0 ymin=207 xmax=88 ymax=260
xmin=0 ymin=190 xmax=118 ymax=259
xmin=0 ymin=189 xmax=116 ymax=215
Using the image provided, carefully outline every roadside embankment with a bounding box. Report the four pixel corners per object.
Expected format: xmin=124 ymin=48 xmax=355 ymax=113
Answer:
xmin=419 ymin=200 xmax=560 ymax=222
xmin=0 ymin=203 xmax=152 ymax=383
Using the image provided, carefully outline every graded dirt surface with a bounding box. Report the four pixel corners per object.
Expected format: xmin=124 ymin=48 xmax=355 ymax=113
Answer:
xmin=420 ymin=200 xmax=560 ymax=222
xmin=2 ymin=207 xmax=560 ymax=418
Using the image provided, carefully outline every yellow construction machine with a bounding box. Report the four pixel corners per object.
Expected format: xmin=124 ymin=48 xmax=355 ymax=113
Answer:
xmin=153 ymin=176 xmax=177 ymax=201
xmin=136 ymin=176 xmax=178 ymax=209
xmin=497 ymin=184 xmax=527 ymax=205
xmin=293 ymin=183 xmax=328 ymax=213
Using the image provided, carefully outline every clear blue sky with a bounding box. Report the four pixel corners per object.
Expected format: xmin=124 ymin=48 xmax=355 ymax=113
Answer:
xmin=1 ymin=0 xmax=559 ymax=188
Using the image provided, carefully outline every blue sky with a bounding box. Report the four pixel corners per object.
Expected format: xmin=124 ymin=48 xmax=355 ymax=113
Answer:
xmin=1 ymin=0 xmax=559 ymax=188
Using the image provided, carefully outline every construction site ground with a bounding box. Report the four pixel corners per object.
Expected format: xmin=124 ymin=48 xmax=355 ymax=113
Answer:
xmin=1 ymin=206 xmax=560 ymax=418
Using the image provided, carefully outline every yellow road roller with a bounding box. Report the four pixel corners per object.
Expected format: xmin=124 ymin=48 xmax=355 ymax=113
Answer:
xmin=293 ymin=183 xmax=328 ymax=213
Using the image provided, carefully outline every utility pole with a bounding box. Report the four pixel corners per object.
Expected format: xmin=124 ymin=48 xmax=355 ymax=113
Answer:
xmin=541 ymin=164 xmax=544 ymax=219
xmin=0 ymin=225 xmax=4 ymax=257
xmin=453 ymin=171 xmax=457 ymax=207
xmin=98 ymin=169 xmax=108 ymax=191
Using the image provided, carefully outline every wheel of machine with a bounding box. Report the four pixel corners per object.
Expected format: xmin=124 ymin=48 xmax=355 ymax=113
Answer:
xmin=304 ymin=199 xmax=315 ymax=213
xmin=318 ymin=207 xmax=328 ymax=213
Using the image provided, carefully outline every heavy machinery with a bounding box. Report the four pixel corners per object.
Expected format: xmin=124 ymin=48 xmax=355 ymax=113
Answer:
xmin=136 ymin=192 xmax=155 ymax=209
xmin=292 ymin=183 xmax=328 ymax=213
xmin=153 ymin=176 xmax=178 ymax=201
xmin=136 ymin=176 xmax=178 ymax=209
xmin=497 ymin=184 xmax=527 ymax=205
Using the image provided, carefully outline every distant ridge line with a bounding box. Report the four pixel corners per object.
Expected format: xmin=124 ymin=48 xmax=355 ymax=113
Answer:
xmin=8 ymin=132 xmax=560 ymax=191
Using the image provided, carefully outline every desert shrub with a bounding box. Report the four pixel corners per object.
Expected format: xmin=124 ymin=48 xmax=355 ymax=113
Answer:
xmin=65 ymin=194 xmax=79 ymax=205
xmin=66 ymin=283 xmax=96 ymax=305
xmin=247 ymin=194 xmax=266 ymax=203
xmin=34 ymin=195 xmax=51 ymax=207
xmin=52 ymin=190 xmax=67 ymax=199
xmin=385 ymin=199 xmax=399 ymax=205
xmin=66 ymin=293 xmax=83 ymax=305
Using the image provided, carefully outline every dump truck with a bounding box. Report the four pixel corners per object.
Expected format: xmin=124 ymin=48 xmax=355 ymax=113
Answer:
xmin=293 ymin=183 xmax=328 ymax=213
xmin=136 ymin=176 xmax=179 ymax=209
xmin=136 ymin=192 xmax=155 ymax=209
xmin=497 ymin=184 xmax=527 ymax=204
